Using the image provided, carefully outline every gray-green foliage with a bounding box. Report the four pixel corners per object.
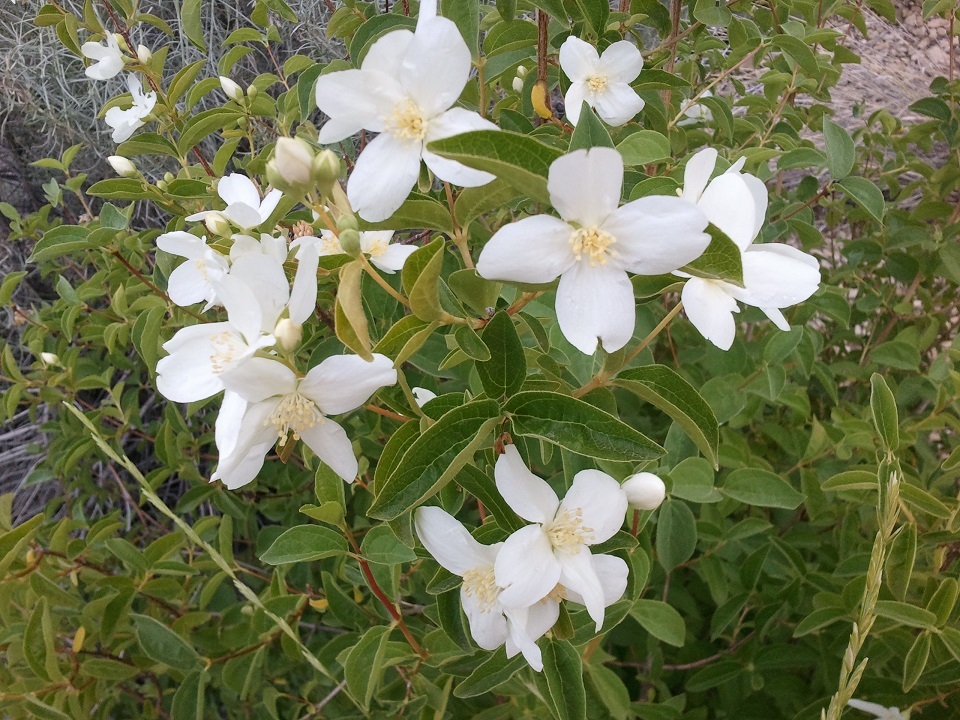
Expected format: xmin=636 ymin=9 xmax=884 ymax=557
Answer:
xmin=2 ymin=0 xmax=960 ymax=718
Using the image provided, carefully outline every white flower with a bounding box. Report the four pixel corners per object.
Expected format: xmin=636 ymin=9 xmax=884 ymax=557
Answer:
xmin=476 ymin=147 xmax=709 ymax=354
xmin=414 ymin=506 xmax=556 ymax=671
xmin=107 ymin=155 xmax=137 ymax=177
xmin=676 ymin=90 xmax=713 ymax=127
xmin=411 ymin=387 xmax=437 ymax=406
xmin=104 ymin=75 xmax=156 ymax=143
xmin=212 ymin=353 xmax=397 ymax=487
xmin=677 ymin=148 xmax=821 ymax=350
xmin=847 ymin=699 xmax=907 ymax=720
xmin=156 ymin=231 xmax=229 ymax=310
xmin=559 ymin=37 xmax=645 ymax=126
xmin=185 ymin=174 xmax=283 ymax=231
xmin=622 ymin=472 xmax=666 ymax=510
xmin=230 ymin=232 xmax=288 ymax=266
xmin=492 ymin=446 xmax=629 ymax=631
xmin=314 ymin=14 xmax=497 ymax=221
xmin=81 ymin=34 xmax=124 ymax=80
xmin=292 ymin=229 xmax=416 ymax=274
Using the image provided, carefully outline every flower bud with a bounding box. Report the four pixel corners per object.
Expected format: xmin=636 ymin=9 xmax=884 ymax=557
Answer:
xmin=622 ymin=472 xmax=666 ymax=510
xmin=40 ymin=352 xmax=61 ymax=367
xmin=338 ymin=228 xmax=362 ymax=257
xmin=204 ymin=213 xmax=232 ymax=237
xmin=219 ymin=76 xmax=243 ymax=101
xmin=516 ymin=65 xmax=527 ymax=78
xmin=107 ymin=155 xmax=137 ymax=177
xmin=412 ymin=387 xmax=437 ymax=407
xmin=273 ymin=137 xmax=315 ymax=188
xmin=313 ymin=149 xmax=341 ymax=195
xmin=163 ymin=171 xmax=175 ymax=184
xmin=137 ymin=44 xmax=152 ymax=64
xmin=336 ymin=213 xmax=359 ymax=233
xmin=246 ymin=85 xmax=259 ymax=102
xmin=512 ymin=75 xmax=524 ymax=93
xmin=274 ymin=318 xmax=303 ymax=351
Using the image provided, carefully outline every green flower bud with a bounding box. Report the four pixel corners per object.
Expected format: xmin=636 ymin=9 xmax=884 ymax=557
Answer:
xmin=338 ymin=228 xmax=362 ymax=257
xmin=336 ymin=214 xmax=359 ymax=233
xmin=204 ymin=213 xmax=232 ymax=237
xmin=313 ymin=150 xmax=341 ymax=196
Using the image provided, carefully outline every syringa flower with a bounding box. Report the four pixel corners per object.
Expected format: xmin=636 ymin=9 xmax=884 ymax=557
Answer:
xmin=414 ymin=506 xmax=556 ymax=671
xmin=186 ymin=174 xmax=283 ymax=231
xmin=676 ymin=148 xmax=821 ymax=350
xmin=105 ymin=75 xmax=156 ymax=143
xmin=212 ymin=354 xmax=396 ymax=487
xmin=156 ymin=231 xmax=228 ymax=310
xmin=314 ymin=11 xmax=497 ymax=221
xmin=81 ymin=34 xmax=123 ymax=80
xmin=493 ymin=446 xmax=629 ymax=631
xmin=559 ymin=37 xmax=645 ymax=126
xmin=846 ymin=700 xmax=906 ymax=720
xmin=477 ymin=147 xmax=709 ymax=354
xmin=292 ymin=229 xmax=416 ymax=274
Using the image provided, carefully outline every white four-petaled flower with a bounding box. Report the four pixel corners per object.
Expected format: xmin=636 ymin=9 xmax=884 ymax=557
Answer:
xmin=81 ymin=34 xmax=124 ymax=80
xmin=314 ymin=13 xmax=497 ymax=221
xmin=104 ymin=75 xmax=156 ymax=143
xmin=676 ymin=148 xmax=821 ymax=350
xmin=292 ymin=229 xmax=416 ymax=274
xmin=186 ymin=173 xmax=283 ymax=231
xmin=212 ymin=354 xmax=397 ymax=487
xmin=476 ymin=147 xmax=710 ymax=354
xmin=156 ymin=232 xmax=229 ymax=310
xmin=559 ymin=37 xmax=645 ymax=126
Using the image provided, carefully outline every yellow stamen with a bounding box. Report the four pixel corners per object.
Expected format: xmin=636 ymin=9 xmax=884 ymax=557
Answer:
xmin=570 ymin=226 xmax=616 ymax=267
xmin=462 ymin=566 xmax=500 ymax=612
xmin=210 ymin=332 xmax=242 ymax=374
xmin=545 ymin=508 xmax=593 ymax=552
xmin=365 ymin=237 xmax=390 ymax=257
xmin=586 ymin=74 xmax=608 ymax=93
xmin=267 ymin=392 xmax=323 ymax=446
xmin=389 ymin=99 xmax=428 ymax=143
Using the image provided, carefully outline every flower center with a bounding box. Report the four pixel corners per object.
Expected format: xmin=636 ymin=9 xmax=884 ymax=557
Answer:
xmin=462 ymin=566 xmax=500 ymax=612
xmin=545 ymin=508 xmax=593 ymax=552
xmin=366 ymin=237 xmax=389 ymax=257
xmin=570 ymin=226 xmax=615 ymax=266
xmin=267 ymin=392 xmax=323 ymax=446
xmin=389 ymin=99 xmax=428 ymax=143
xmin=545 ymin=583 xmax=567 ymax=603
xmin=194 ymin=257 xmax=209 ymax=281
xmin=209 ymin=332 xmax=244 ymax=374
xmin=320 ymin=234 xmax=342 ymax=255
xmin=586 ymin=74 xmax=608 ymax=93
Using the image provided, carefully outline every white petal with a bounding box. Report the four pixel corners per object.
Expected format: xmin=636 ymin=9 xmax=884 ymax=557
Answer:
xmin=258 ymin=189 xmax=283 ymax=220
xmin=593 ymin=83 xmax=645 ymax=126
xmin=494 ymin=445 xmax=559 ymax=523
xmin=558 ymin=36 xmax=599 ymax=82
xmin=593 ymin=553 xmax=629 ymax=606
xmin=558 ymin=547 xmax=605 ymax=631
xmin=602 ymin=195 xmax=710 ymax=275
xmin=81 ymin=41 xmax=109 ymax=60
xmin=298 ymin=419 xmax=359 ymax=483
xmin=680 ymin=277 xmax=739 ymax=351
xmin=213 ymin=273 xmax=265 ymax=343
xmin=559 ymin=470 xmax=628 ymax=545
xmin=739 ymin=173 xmax=769 ymax=240
xmin=166 ymin=262 xmax=212 ymax=307
xmin=157 ymin=231 xmax=205 ymax=260
xmin=219 ymin=356 xmax=297 ymax=404
xmin=299 ymin=353 xmax=397 ymax=415
xmin=423 ymin=108 xmax=498 ymax=186
xmin=475 ymin=215 xmax=575 ymax=284
xmin=736 ymin=245 xmax=821 ymax=309
xmin=555 ymin=262 xmax=635 ymax=355
xmin=698 ymin=174 xmax=759 ymax=250
xmin=494 ymin=525 xmax=562 ymax=608
xmin=315 ymin=70 xmax=400 ymax=142
xmin=563 ymin=83 xmax=588 ymax=126
xmin=156 ymin=324 xmax=234 ymax=402
xmin=347 ymin=133 xmax=423 ymax=222
xmin=599 ymin=41 xmax=644 ymax=83
xmin=414 ymin=506 xmax=489 ymax=575
xmin=215 ymin=390 xmax=247 ymax=459
xmin=287 ymin=246 xmax=319 ymax=324
xmin=223 ymin=202 xmax=269 ymax=230
xmin=524 ymin=600 xmax=561 ymax=640
xmin=401 ymin=17 xmax=471 ymax=117
xmin=228 ymin=253 xmax=289 ymax=332
xmin=213 ymin=439 xmax=274 ymax=490
xmin=760 ymin=306 xmax=791 ymax=331
xmin=547 ymin=148 xmax=623 ymax=227
xmin=847 ymin=699 xmax=892 ymax=717
xmin=361 ymin=30 xmax=415 ymax=83
xmin=213 ymin=399 xmax=279 ymax=489
xmin=462 ymin=592 xmax=509 ymax=651
xmin=217 ymin=174 xmax=261 ymax=209
xmin=680 ymin=148 xmax=718 ymax=204
xmin=369 ymin=243 xmax=417 ymax=273
xmin=502 ymin=606 xmax=545 ymax=671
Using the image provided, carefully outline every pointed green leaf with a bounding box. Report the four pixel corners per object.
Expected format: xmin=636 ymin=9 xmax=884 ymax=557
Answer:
xmin=259 ymin=525 xmax=348 ymax=564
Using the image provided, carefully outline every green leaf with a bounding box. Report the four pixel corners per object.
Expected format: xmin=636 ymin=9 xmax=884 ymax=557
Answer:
xmin=178 ymin=109 xmax=243 ymax=153
xmin=666 ymin=457 xmax=721 ymax=503
xmin=496 ymin=0 xmax=517 ymax=22
xmin=570 ymin=0 xmax=609 ymax=35
xmin=542 ymin=639 xmax=586 ymax=720
xmin=616 ymin=130 xmax=671 ymax=166
xmin=869 ymin=372 xmax=899 ymax=451
xmin=720 ymin=468 xmax=803 ymax=509
xmin=181 ymin=0 xmax=206 ymax=50
xmin=631 ymin=599 xmax=686 ymax=647
xmin=568 ymin=104 xmax=614 ymax=152
xmin=504 ymin=391 xmax=663 ymax=461
xmin=442 ymin=0 xmax=479 ymax=59
xmin=22 ymin=696 xmax=71 ymax=720
xmin=297 ymin=63 xmax=323 ymax=120
xmin=349 ymin=15 xmax=417 ymax=65
xmin=0 ymin=270 xmax=26 ymax=305
xmin=116 ymin=133 xmax=180 ymax=159
xmin=821 ymin=470 xmax=878 ymax=491
xmin=693 ymin=0 xmax=732 ymax=26
xmin=771 ymin=33 xmax=819 ymax=76
xmin=585 ymin=664 xmax=632 ymax=720
xmin=886 ymin=522 xmax=916 ymax=601
xmin=899 ymin=483 xmax=951 ymax=518
xmin=454 ymin=648 xmax=527 ymax=698
xmin=793 ymin=606 xmax=849 ymax=637
xmin=613 ymin=365 xmax=719 ymax=468
xmin=456 ymin=464 xmax=525 ymax=533
xmin=837 ymin=176 xmax=885 ymax=224
xmin=448 ymin=269 xmax=502 ymax=316
xmin=926 ymin=578 xmax=958 ymax=627
xmin=873 ymin=600 xmax=937 ymax=629
xmin=86 ymin=179 xmax=147 ymax=201
xmin=335 ymin=261 xmax=373 ymax=360
xmin=427 ymin=131 xmax=563 ymax=204
xmin=369 ymin=399 xmax=501 ymax=520
xmin=132 ymin=613 xmax=201 ymax=671
xmin=903 ymin=632 xmax=931 ymax=692
xmin=359 ymin=196 xmax=454 ymax=233
xmin=679 ymin=225 xmax=744 ymax=286
xmin=822 ymin=116 xmax=855 ymax=179
xmin=360 ymin=524 xmax=416 ymax=565
xmin=259 ymin=525 xmax=348 ymax=564
xmin=655 ymin=499 xmax=697 ymax=571
xmin=402 ymin=236 xmax=446 ymax=321
xmin=344 ymin=625 xmax=393 ymax=710
xmin=454 ymin=179 xmax=521 ymax=228
xmin=171 ymin=670 xmax=207 ymax=719
xmin=29 ymin=226 xmax=90 ymax=263
xmin=454 ymin=324 xmax=491 ymax=361
xmin=477 ymin=312 xmax=526 ymax=398
xmin=23 ymin=597 xmax=57 ymax=681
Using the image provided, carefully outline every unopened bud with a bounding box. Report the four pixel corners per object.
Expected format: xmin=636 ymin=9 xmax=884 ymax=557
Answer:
xmin=622 ymin=472 xmax=666 ymax=510
xmin=516 ymin=65 xmax=527 ymax=78
xmin=246 ymin=85 xmax=259 ymax=102
xmin=274 ymin=318 xmax=303 ymax=351
xmin=107 ymin=155 xmax=137 ymax=178
xmin=40 ymin=352 xmax=61 ymax=367
xmin=313 ymin=149 xmax=341 ymax=195
xmin=219 ymin=76 xmax=243 ymax=101
xmin=273 ymin=137 xmax=315 ymax=188
xmin=72 ymin=626 xmax=86 ymax=654
xmin=113 ymin=33 xmax=131 ymax=54
xmin=512 ymin=75 xmax=524 ymax=93
xmin=204 ymin=213 xmax=232 ymax=237
xmin=137 ymin=44 xmax=152 ymax=64
xmin=338 ymin=228 xmax=362 ymax=257
xmin=336 ymin=214 xmax=358 ymax=233
xmin=163 ymin=171 xmax=175 ymax=184
xmin=412 ymin=387 xmax=437 ymax=407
